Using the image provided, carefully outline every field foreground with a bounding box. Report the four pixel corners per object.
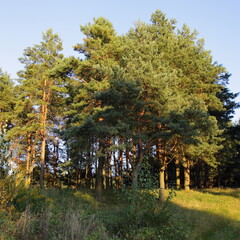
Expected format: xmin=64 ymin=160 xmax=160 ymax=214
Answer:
xmin=0 ymin=188 xmax=240 ymax=240
xmin=169 ymin=189 xmax=240 ymax=240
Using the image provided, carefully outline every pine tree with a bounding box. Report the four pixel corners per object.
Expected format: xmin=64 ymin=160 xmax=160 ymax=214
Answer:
xmin=0 ymin=69 xmax=15 ymax=177
xmin=64 ymin=17 xmax=123 ymax=200
xmin=16 ymin=29 xmax=64 ymax=188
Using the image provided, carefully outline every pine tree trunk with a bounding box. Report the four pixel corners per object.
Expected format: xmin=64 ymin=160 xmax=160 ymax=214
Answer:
xmin=159 ymin=167 xmax=165 ymax=201
xmin=53 ymin=140 xmax=59 ymax=187
xmin=85 ymin=163 xmax=90 ymax=189
xmin=40 ymin=133 xmax=46 ymax=189
xmin=86 ymin=150 xmax=92 ymax=189
xmin=132 ymin=146 xmax=143 ymax=191
xmin=25 ymin=133 xmax=32 ymax=187
xmin=118 ymin=147 xmax=123 ymax=189
xmin=105 ymin=151 xmax=111 ymax=190
xmin=96 ymin=156 xmax=104 ymax=201
xmin=40 ymin=78 xmax=49 ymax=189
xmin=110 ymin=168 xmax=113 ymax=189
xmin=165 ymin=165 xmax=168 ymax=189
xmin=183 ymin=157 xmax=190 ymax=190
xmin=113 ymin=153 xmax=118 ymax=188
xmin=157 ymin=139 xmax=166 ymax=201
xmin=76 ymin=168 xmax=81 ymax=188
xmin=204 ymin=163 xmax=209 ymax=188
xmin=96 ymin=141 xmax=105 ymax=201
xmin=132 ymin=162 xmax=141 ymax=190
xmin=175 ymin=157 xmax=181 ymax=190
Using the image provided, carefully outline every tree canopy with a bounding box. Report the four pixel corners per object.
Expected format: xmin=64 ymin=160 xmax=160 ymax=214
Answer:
xmin=0 ymin=10 xmax=239 ymax=197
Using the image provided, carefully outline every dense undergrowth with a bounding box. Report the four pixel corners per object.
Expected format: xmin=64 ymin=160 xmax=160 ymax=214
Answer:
xmin=1 ymin=178 xmax=240 ymax=240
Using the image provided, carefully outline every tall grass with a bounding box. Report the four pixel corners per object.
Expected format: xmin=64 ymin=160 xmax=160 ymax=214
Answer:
xmin=0 ymin=189 xmax=112 ymax=240
xmin=1 ymin=188 xmax=240 ymax=240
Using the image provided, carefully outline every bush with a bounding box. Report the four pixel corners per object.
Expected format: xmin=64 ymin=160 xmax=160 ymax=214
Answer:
xmin=0 ymin=176 xmax=16 ymax=212
xmin=100 ymin=189 xmax=172 ymax=240
xmin=12 ymin=187 xmax=52 ymax=213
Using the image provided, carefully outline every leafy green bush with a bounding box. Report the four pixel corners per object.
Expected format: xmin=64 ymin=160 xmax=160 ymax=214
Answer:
xmin=100 ymin=188 xmax=172 ymax=240
xmin=0 ymin=176 xmax=16 ymax=212
xmin=12 ymin=187 xmax=52 ymax=213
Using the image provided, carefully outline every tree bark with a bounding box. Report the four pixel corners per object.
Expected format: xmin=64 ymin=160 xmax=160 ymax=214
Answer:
xmin=40 ymin=132 xmax=46 ymax=189
xmin=165 ymin=165 xmax=169 ymax=189
xmin=175 ymin=157 xmax=181 ymax=190
xmin=118 ymin=146 xmax=123 ymax=189
xmin=132 ymin=162 xmax=141 ymax=190
xmin=96 ymin=141 xmax=105 ymax=201
xmin=40 ymin=78 xmax=48 ymax=189
xmin=183 ymin=156 xmax=190 ymax=190
xmin=157 ymin=139 xmax=166 ymax=201
xmin=159 ymin=166 xmax=165 ymax=201
xmin=131 ymin=146 xmax=144 ymax=190
xmin=25 ymin=133 xmax=32 ymax=187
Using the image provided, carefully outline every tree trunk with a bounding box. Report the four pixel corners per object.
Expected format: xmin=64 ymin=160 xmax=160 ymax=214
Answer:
xmin=157 ymin=139 xmax=166 ymax=201
xmin=96 ymin=156 xmax=104 ymax=201
xmin=25 ymin=133 xmax=32 ymax=187
xmin=76 ymin=168 xmax=81 ymax=188
xmin=132 ymin=162 xmax=141 ymax=190
xmin=131 ymin=146 xmax=143 ymax=190
xmin=53 ymin=140 xmax=59 ymax=187
xmin=203 ymin=162 xmax=208 ymax=188
xmin=183 ymin=157 xmax=190 ymax=190
xmin=40 ymin=133 xmax=46 ymax=189
xmin=86 ymin=150 xmax=92 ymax=189
xmin=175 ymin=157 xmax=181 ymax=190
xmin=105 ymin=151 xmax=111 ymax=190
xmin=96 ymin=141 xmax=105 ymax=201
xmin=165 ymin=165 xmax=169 ymax=189
xmin=159 ymin=166 xmax=165 ymax=201
xmin=40 ymin=78 xmax=49 ymax=189
xmin=118 ymin=147 xmax=123 ymax=189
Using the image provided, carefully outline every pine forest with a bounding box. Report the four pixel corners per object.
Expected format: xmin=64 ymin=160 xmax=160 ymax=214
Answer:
xmin=0 ymin=10 xmax=240 ymax=240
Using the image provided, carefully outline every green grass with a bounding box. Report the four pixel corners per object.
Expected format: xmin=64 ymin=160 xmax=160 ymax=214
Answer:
xmin=169 ymin=188 xmax=240 ymax=240
xmin=0 ymin=188 xmax=240 ymax=240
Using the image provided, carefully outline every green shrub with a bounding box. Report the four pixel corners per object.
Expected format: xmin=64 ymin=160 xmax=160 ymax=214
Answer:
xmin=12 ymin=187 xmax=52 ymax=213
xmin=100 ymin=190 xmax=171 ymax=240
xmin=0 ymin=176 xmax=16 ymax=212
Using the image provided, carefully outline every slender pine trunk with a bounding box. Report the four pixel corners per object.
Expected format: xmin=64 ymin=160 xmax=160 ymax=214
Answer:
xmin=96 ymin=141 xmax=105 ymax=201
xmin=118 ymin=146 xmax=123 ymax=189
xmin=157 ymin=139 xmax=166 ymax=201
xmin=183 ymin=156 xmax=190 ymax=190
xmin=131 ymin=146 xmax=143 ymax=191
xmin=132 ymin=162 xmax=141 ymax=190
xmin=40 ymin=78 xmax=49 ymax=189
xmin=25 ymin=133 xmax=32 ymax=187
xmin=159 ymin=167 xmax=165 ymax=201
xmin=175 ymin=157 xmax=181 ymax=190
xmin=40 ymin=133 xmax=46 ymax=189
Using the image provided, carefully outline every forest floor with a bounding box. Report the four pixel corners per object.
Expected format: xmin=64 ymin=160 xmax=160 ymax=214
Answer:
xmin=0 ymin=187 xmax=240 ymax=240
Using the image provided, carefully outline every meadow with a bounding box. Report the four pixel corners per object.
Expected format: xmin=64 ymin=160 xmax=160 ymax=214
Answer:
xmin=0 ymin=187 xmax=240 ymax=240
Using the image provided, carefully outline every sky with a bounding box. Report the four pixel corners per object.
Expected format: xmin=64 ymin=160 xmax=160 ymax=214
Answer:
xmin=0 ymin=0 xmax=240 ymax=121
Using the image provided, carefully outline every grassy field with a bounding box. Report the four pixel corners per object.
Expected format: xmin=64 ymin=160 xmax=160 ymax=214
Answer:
xmin=0 ymin=188 xmax=240 ymax=240
xmin=169 ymin=189 xmax=240 ymax=240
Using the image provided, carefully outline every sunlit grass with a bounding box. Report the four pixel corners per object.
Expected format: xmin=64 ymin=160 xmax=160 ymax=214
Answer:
xmin=170 ymin=189 xmax=240 ymax=220
xmin=169 ymin=188 xmax=240 ymax=240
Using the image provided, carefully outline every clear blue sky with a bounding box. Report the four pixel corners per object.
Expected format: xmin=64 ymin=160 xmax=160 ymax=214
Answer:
xmin=1 ymin=0 xmax=240 ymax=120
